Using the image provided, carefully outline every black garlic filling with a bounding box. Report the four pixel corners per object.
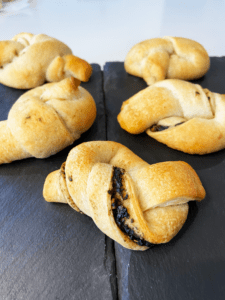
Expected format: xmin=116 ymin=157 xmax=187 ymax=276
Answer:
xmin=150 ymin=122 xmax=185 ymax=132
xmin=108 ymin=166 xmax=153 ymax=247
xmin=150 ymin=124 xmax=169 ymax=132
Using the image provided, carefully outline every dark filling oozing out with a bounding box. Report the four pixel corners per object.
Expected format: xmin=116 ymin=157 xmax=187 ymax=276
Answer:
xmin=150 ymin=121 xmax=185 ymax=132
xmin=108 ymin=167 xmax=153 ymax=247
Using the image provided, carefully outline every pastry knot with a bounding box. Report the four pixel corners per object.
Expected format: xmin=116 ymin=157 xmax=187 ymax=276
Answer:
xmin=125 ymin=37 xmax=210 ymax=85
xmin=118 ymin=79 xmax=225 ymax=154
xmin=0 ymin=77 xmax=96 ymax=164
xmin=0 ymin=33 xmax=92 ymax=89
xmin=43 ymin=141 xmax=205 ymax=250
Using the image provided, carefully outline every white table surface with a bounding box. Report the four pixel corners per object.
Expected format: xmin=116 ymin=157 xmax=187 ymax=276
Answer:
xmin=0 ymin=0 xmax=225 ymax=68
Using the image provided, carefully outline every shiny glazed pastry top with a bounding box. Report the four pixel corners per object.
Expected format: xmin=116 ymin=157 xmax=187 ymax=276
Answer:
xmin=0 ymin=32 xmax=92 ymax=89
xmin=43 ymin=141 xmax=205 ymax=251
xmin=124 ymin=36 xmax=210 ymax=85
xmin=0 ymin=77 xmax=96 ymax=164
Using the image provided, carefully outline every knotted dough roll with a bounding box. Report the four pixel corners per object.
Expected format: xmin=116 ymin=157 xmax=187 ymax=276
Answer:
xmin=0 ymin=77 xmax=96 ymax=164
xmin=0 ymin=32 xmax=92 ymax=89
xmin=118 ymin=79 xmax=225 ymax=155
xmin=43 ymin=141 xmax=205 ymax=251
xmin=125 ymin=37 xmax=210 ymax=85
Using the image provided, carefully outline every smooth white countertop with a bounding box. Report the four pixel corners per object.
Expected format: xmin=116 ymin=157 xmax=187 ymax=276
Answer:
xmin=1 ymin=0 xmax=225 ymax=68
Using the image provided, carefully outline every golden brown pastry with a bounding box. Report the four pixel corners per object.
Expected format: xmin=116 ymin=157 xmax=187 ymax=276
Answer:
xmin=118 ymin=79 xmax=225 ymax=154
xmin=43 ymin=141 xmax=205 ymax=251
xmin=125 ymin=37 xmax=210 ymax=85
xmin=0 ymin=32 xmax=92 ymax=89
xmin=0 ymin=77 xmax=96 ymax=164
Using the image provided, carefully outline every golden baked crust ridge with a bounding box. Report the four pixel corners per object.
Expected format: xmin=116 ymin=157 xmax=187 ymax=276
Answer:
xmin=0 ymin=33 xmax=92 ymax=89
xmin=124 ymin=37 xmax=210 ymax=85
xmin=43 ymin=141 xmax=205 ymax=250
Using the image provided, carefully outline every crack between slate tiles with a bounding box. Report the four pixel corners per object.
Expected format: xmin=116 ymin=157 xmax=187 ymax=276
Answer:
xmin=104 ymin=235 xmax=119 ymax=300
xmin=102 ymin=67 xmax=119 ymax=300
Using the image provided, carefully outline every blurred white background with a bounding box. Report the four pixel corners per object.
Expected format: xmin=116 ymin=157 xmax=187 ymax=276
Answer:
xmin=0 ymin=0 xmax=225 ymax=67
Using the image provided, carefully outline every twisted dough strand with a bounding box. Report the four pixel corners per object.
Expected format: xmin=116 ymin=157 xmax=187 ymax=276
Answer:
xmin=0 ymin=77 xmax=96 ymax=164
xmin=0 ymin=33 xmax=92 ymax=89
xmin=43 ymin=141 xmax=205 ymax=250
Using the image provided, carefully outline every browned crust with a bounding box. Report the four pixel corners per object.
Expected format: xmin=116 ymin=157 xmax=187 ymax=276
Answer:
xmin=125 ymin=37 xmax=210 ymax=85
xmin=0 ymin=77 xmax=96 ymax=164
xmin=0 ymin=33 xmax=92 ymax=89
xmin=43 ymin=141 xmax=205 ymax=250
xmin=118 ymin=79 xmax=225 ymax=154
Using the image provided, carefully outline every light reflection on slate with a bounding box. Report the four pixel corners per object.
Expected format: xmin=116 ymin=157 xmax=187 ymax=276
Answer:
xmin=0 ymin=65 xmax=117 ymax=300
xmin=104 ymin=59 xmax=225 ymax=300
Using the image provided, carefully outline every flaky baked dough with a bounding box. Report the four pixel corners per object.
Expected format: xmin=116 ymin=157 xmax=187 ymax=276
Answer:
xmin=0 ymin=32 xmax=92 ymax=89
xmin=124 ymin=37 xmax=210 ymax=85
xmin=0 ymin=77 xmax=96 ymax=164
xmin=118 ymin=79 xmax=225 ymax=154
xmin=43 ymin=141 xmax=205 ymax=251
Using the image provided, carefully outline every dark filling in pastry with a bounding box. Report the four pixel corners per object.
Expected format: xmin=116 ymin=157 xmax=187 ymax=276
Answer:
xmin=150 ymin=121 xmax=185 ymax=132
xmin=60 ymin=163 xmax=83 ymax=214
xmin=108 ymin=166 xmax=153 ymax=247
xmin=150 ymin=124 xmax=169 ymax=132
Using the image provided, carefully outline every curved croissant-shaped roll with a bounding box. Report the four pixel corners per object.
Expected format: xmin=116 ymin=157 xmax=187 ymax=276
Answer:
xmin=0 ymin=77 xmax=96 ymax=164
xmin=125 ymin=37 xmax=210 ymax=85
xmin=118 ymin=79 xmax=225 ymax=155
xmin=0 ymin=32 xmax=92 ymax=89
xmin=43 ymin=141 xmax=205 ymax=251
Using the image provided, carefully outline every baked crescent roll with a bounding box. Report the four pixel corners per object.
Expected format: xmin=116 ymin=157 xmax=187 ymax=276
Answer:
xmin=118 ymin=79 xmax=225 ymax=155
xmin=43 ymin=141 xmax=205 ymax=251
xmin=125 ymin=37 xmax=210 ymax=85
xmin=0 ymin=77 xmax=96 ymax=164
xmin=0 ymin=32 xmax=92 ymax=89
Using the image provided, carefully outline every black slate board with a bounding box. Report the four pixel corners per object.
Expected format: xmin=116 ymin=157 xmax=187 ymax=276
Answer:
xmin=104 ymin=59 xmax=225 ymax=300
xmin=0 ymin=65 xmax=117 ymax=300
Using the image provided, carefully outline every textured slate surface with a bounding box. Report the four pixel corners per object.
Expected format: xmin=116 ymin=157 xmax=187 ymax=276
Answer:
xmin=0 ymin=65 xmax=117 ymax=300
xmin=104 ymin=59 xmax=225 ymax=300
